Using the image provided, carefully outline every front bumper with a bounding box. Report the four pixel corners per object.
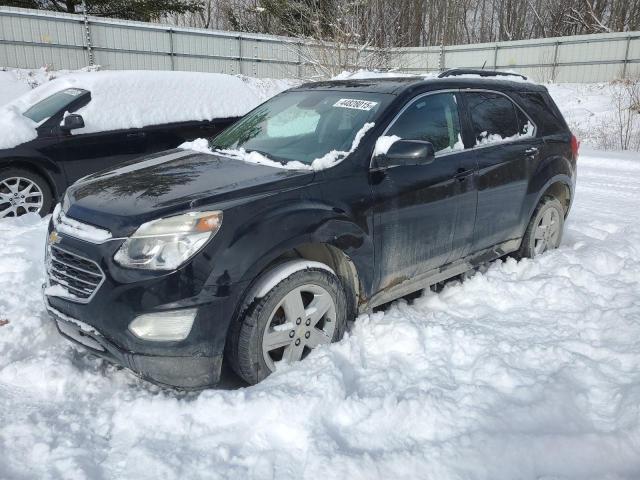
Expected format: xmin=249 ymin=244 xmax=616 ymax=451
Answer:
xmin=43 ymin=223 xmax=247 ymax=389
xmin=45 ymin=296 xmax=224 ymax=389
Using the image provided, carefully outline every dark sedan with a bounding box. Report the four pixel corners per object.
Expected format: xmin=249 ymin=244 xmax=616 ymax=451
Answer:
xmin=0 ymin=71 xmax=278 ymax=218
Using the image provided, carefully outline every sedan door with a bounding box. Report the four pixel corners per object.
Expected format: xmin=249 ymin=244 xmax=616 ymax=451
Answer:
xmin=370 ymin=91 xmax=478 ymax=296
xmin=57 ymin=127 xmax=149 ymax=184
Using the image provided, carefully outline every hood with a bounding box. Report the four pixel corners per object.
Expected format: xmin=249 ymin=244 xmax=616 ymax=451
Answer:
xmin=65 ymin=149 xmax=314 ymax=235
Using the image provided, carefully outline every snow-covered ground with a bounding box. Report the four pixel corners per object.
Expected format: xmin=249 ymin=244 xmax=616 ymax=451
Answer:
xmin=1 ymin=152 xmax=640 ymax=478
xmin=1 ymin=69 xmax=640 ymax=478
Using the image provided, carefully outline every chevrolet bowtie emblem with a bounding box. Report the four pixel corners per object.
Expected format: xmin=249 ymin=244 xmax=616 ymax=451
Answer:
xmin=49 ymin=230 xmax=61 ymax=245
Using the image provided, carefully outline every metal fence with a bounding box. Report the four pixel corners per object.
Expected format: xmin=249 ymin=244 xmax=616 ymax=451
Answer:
xmin=1 ymin=6 xmax=639 ymax=83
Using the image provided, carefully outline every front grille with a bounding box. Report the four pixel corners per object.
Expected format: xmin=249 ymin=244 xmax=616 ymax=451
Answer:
xmin=46 ymin=245 xmax=104 ymax=302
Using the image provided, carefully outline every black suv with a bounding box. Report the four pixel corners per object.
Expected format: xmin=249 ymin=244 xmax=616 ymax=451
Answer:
xmin=43 ymin=71 xmax=578 ymax=388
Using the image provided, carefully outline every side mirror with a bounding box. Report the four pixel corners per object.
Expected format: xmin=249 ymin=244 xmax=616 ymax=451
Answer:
xmin=61 ymin=114 xmax=85 ymax=131
xmin=373 ymin=139 xmax=435 ymax=169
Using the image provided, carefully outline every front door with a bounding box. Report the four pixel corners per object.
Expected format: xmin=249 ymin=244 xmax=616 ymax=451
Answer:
xmin=370 ymin=91 xmax=478 ymax=295
xmin=56 ymin=128 xmax=148 ymax=184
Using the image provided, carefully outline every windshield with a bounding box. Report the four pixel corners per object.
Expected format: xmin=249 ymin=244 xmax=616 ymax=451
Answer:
xmin=212 ymin=90 xmax=391 ymax=165
xmin=23 ymin=88 xmax=88 ymax=123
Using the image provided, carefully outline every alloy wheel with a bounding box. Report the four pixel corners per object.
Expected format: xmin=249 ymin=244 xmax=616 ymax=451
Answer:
xmin=261 ymin=283 xmax=336 ymax=370
xmin=0 ymin=177 xmax=44 ymax=218
xmin=533 ymin=207 xmax=560 ymax=255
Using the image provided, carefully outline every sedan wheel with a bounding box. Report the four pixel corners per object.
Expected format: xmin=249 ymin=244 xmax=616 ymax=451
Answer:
xmin=0 ymin=169 xmax=53 ymax=218
xmin=0 ymin=177 xmax=44 ymax=218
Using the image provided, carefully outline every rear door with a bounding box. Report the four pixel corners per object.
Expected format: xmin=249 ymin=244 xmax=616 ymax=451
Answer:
xmin=370 ymin=91 xmax=478 ymax=294
xmin=460 ymin=90 xmax=543 ymax=253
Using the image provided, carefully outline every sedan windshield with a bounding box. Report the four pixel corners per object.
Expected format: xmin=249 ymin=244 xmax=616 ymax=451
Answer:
xmin=23 ymin=88 xmax=88 ymax=123
xmin=212 ymin=90 xmax=391 ymax=165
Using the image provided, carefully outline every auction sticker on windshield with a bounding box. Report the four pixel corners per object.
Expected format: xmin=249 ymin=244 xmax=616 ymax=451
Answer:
xmin=333 ymin=98 xmax=378 ymax=111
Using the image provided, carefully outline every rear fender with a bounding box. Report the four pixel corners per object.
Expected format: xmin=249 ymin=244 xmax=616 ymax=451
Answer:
xmin=520 ymin=152 xmax=574 ymax=234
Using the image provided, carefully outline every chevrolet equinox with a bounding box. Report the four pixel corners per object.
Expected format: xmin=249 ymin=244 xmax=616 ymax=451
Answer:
xmin=43 ymin=70 xmax=578 ymax=388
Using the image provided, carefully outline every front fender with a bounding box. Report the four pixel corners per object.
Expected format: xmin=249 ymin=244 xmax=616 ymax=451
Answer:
xmin=206 ymin=197 xmax=374 ymax=298
xmin=0 ymin=152 xmax=65 ymax=200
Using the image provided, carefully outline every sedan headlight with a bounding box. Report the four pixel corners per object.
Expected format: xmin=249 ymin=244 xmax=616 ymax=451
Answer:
xmin=114 ymin=211 xmax=222 ymax=270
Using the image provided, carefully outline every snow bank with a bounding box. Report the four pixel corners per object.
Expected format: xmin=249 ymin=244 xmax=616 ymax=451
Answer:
xmin=1 ymin=149 xmax=640 ymax=479
xmin=0 ymin=69 xmax=295 ymax=150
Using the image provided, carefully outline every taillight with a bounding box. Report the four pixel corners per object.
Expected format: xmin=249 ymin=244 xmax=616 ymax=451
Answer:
xmin=570 ymin=134 xmax=580 ymax=160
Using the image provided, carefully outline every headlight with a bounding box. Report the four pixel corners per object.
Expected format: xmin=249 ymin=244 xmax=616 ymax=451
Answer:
xmin=114 ymin=211 xmax=222 ymax=270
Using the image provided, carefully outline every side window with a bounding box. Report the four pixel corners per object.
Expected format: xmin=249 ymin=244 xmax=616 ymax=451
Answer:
xmin=465 ymin=92 xmax=530 ymax=146
xmin=387 ymin=93 xmax=463 ymax=154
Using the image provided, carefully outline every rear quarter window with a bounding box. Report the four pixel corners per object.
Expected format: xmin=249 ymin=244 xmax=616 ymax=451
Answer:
xmin=514 ymin=92 xmax=567 ymax=136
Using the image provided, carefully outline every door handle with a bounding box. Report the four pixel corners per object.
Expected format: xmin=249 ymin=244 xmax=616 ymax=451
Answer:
xmin=454 ymin=168 xmax=473 ymax=181
xmin=525 ymin=147 xmax=539 ymax=155
xmin=127 ymin=132 xmax=146 ymax=138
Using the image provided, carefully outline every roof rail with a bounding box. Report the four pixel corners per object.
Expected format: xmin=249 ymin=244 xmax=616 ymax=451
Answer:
xmin=438 ymin=68 xmax=528 ymax=81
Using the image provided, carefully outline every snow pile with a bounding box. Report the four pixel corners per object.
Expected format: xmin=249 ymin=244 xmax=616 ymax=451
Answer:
xmin=0 ymin=104 xmax=38 ymax=149
xmin=181 ymin=122 xmax=375 ymax=171
xmin=1 ymin=149 xmax=640 ymax=478
xmin=0 ymin=70 xmax=295 ymax=150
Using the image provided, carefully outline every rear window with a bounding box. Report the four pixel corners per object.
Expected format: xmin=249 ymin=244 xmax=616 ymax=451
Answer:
xmin=23 ymin=88 xmax=89 ymax=123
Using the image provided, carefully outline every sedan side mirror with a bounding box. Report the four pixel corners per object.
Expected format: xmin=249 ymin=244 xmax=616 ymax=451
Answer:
xmin=373 ymin=139 xmax=435 ymax=169
xmin=61 ymin=113 xmax=85 ymax=131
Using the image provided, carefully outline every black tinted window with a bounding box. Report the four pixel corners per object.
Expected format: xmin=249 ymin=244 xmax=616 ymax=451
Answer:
xmin=518 ymin=92 xmax=565 ymax=135
xmin=465 ymin=92 xmax=525 ymax=145
xmin=387 ymin=93 xmax=463 ymax=154
xmin=23 ymin=88 xmax=88 ymax=123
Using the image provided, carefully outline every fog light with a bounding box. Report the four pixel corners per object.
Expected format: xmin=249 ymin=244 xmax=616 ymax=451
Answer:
xmin=128 ymin=309 xmax=197 ymax=341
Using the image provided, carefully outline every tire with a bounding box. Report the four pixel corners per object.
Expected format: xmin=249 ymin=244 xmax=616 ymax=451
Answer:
xmin=518 ymin=196 xmax=565 ymax=259
xmin=226 ymin=266 xmax=348 ymax=385
xmin=0 ymin=167 xmax=53 ymax=218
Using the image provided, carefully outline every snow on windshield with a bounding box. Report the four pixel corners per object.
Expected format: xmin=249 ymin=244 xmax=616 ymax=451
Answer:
xmin=180 ymin=122 xmax=375 ymax=171
xmin=0 ymin=71 xmax=294 ymax=150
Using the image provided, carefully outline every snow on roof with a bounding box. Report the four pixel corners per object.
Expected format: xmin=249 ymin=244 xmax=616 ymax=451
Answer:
xmin=0 ymin=70 xmax=294 ymax=150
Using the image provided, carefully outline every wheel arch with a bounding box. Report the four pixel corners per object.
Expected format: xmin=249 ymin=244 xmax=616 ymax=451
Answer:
xmin=0 ymin=157 xmax=62 ymax=201
xmin=528 ymin=174 xmax=574 ymax=220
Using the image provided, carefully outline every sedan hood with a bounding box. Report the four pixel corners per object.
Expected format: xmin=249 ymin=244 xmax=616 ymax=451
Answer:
xmin=65 ymin=149 xmax=314 ymax=235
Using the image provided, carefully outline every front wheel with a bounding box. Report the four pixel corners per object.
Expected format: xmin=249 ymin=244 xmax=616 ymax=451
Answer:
xmin=0 ymin=168 xmax=53 ymax=218
xmin=518 ymin=196 xmax=565 ymax=258
xmin=227 ymin=266 xmax=347 ymax=385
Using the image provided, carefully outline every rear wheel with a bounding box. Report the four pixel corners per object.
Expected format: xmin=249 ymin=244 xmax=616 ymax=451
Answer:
xmin=227 ymin=266 xmax=347 ymax=385
xmin=0 ymin=168 xmax=52 ymax=218
xmin=518 ymin=196 xmax=565 ymax=258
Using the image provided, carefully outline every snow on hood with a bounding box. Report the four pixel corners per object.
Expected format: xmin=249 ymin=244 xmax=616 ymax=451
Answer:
xmin=180 ymin=122 xmax=375 ymax=171
xmin=0 ymin=71 xmax=294 ymax=150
